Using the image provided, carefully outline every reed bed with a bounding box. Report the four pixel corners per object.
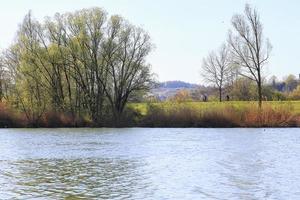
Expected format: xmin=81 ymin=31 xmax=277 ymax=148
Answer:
xmin=139 ymin=102 xmax=298 ymax=127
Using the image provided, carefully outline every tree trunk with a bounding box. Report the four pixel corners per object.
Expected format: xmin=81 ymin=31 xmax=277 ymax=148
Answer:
xmin=257 ymin=79 xmax=263 ymax=126
xmin=258 ymin=83 xmax=262 ymax=108
xmin=219 ymin=87 xmax=222 ymax=102
xmin=257 ymin=70 xmax=262 ymax=108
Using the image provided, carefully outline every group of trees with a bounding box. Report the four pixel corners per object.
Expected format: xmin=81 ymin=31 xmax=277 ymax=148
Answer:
xmin=201 ymin=4 xmax=271 ymax=107
xmin=1 ymin=4 xmax=299 ymax=127
xmin=0 ymin=8 xmax=154 ymax=125
xmin=167 ymin=73 xmax=300 ymax=103
xmin=269 ymin=74 xmax=300 ymax=100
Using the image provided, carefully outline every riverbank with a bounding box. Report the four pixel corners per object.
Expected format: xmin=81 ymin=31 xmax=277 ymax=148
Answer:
xmin=136 ymin=102 xmax=298 ymax=128
xmin=0 ymin=101 xmax=300 ymax=128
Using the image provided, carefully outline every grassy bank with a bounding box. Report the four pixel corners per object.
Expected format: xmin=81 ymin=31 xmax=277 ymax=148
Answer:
xmin=130 ymin=101 xmax=300 ymax=127
xmin=0 ymin=101 xmax=300 ymax=128
xmin=129 ymin=101 xmax=300 ymax=115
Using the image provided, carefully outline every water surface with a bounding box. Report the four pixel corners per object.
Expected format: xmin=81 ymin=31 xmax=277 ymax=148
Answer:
xmin=0 ymin=128 xmax=300 ymax=199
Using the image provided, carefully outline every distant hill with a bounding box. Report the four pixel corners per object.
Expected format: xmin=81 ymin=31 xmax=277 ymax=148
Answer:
xmin=159 ymin=81 xmax=199 ymax=89
xmin=149 ymin=81 xmax=201 ymax=100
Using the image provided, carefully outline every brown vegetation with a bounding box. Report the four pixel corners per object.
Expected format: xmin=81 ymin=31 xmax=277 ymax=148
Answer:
xmin=0 ymin=101 xmax=298 ymax=128
xmin=140 ymin=103 xmax=298 ymax=128
xmin=0 ymin=102 xmax=26 ymax=127
xmin=0 ymin=102 xmax=91 ymax=128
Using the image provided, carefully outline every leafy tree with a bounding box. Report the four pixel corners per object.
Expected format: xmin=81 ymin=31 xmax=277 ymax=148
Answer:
xmin=284 ymin=74 xmax=298 ymax=92
xmin=171 ymin=89 xmax=191 ymax=102
xmin=289 ymin=85 xmax=300 ymax=100
xmin=230 ymin=77 xmax=257 ymax=100
xmin=2 ymin=8 xmax=154 ymax=124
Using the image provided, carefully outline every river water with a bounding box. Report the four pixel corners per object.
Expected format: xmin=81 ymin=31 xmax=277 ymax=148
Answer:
xmin=0 ymin=128 xmax=300 ymax=199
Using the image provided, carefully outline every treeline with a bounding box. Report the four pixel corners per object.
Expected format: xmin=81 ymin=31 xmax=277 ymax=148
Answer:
xmin=161 ymin=75 xmax=300 ymax=103
xmin=0 ymin=8 xmax=154 ymax=126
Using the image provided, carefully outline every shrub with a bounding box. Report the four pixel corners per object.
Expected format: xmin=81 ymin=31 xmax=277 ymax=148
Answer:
xmin=0 ymin=102 xmax=26 ymax=127
xmin=42 ymin=112 xmax=91 ymax=128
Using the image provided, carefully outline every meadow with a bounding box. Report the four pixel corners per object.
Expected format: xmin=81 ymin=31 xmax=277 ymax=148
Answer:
xmin=130 ymin=101 xmax=300 ymax=115
xmin=129 ymin=101 xmax=300 ymax=127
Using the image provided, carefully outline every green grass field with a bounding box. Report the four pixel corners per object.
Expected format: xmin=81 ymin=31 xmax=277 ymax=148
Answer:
xmin=129 ymin=101 xmax=300 ymax=116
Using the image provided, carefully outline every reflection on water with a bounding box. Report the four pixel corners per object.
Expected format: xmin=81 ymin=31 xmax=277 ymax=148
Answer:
xmin=1 ymin=128 xmax=300 ymax=199
xmin=0 ymin=158 xmax=154 ymax=199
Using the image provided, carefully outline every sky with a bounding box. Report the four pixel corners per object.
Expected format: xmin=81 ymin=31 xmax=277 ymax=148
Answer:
xmin=0 ymin=0 xmax=300 ymax=84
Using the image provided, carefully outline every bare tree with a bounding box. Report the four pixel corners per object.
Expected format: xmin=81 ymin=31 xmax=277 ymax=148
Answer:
xmin=228 ymin=4 xmax=272 ymax=107
xmin=201 ymin=44 xmax=232 ymax=102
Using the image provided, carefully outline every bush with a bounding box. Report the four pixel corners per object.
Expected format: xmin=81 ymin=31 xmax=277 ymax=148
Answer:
xmin=42 ymin=112 xmax=91 ymax=128
xmin=241 ymin=104 xmax=296 ymax=127
xmin=0 ymin=102 xmax=26 ymax=127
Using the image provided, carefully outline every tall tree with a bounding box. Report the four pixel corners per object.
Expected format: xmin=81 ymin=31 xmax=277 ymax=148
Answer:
xmin=2 ymin=8 xmax=154 ymax=124
xmin=228 ymin=4 xmax=272 ymax=107
xmin=201 ymin=44 xmax=232 ymax=102
xmin=101 ymin=16 xmax=153 ymax=119
xmin=61 ymin=8 xmax=109 ymax=122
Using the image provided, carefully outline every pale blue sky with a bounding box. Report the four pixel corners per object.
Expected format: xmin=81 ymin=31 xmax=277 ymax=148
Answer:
xmin=0 ymin=0 xmax=300 ymax=83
